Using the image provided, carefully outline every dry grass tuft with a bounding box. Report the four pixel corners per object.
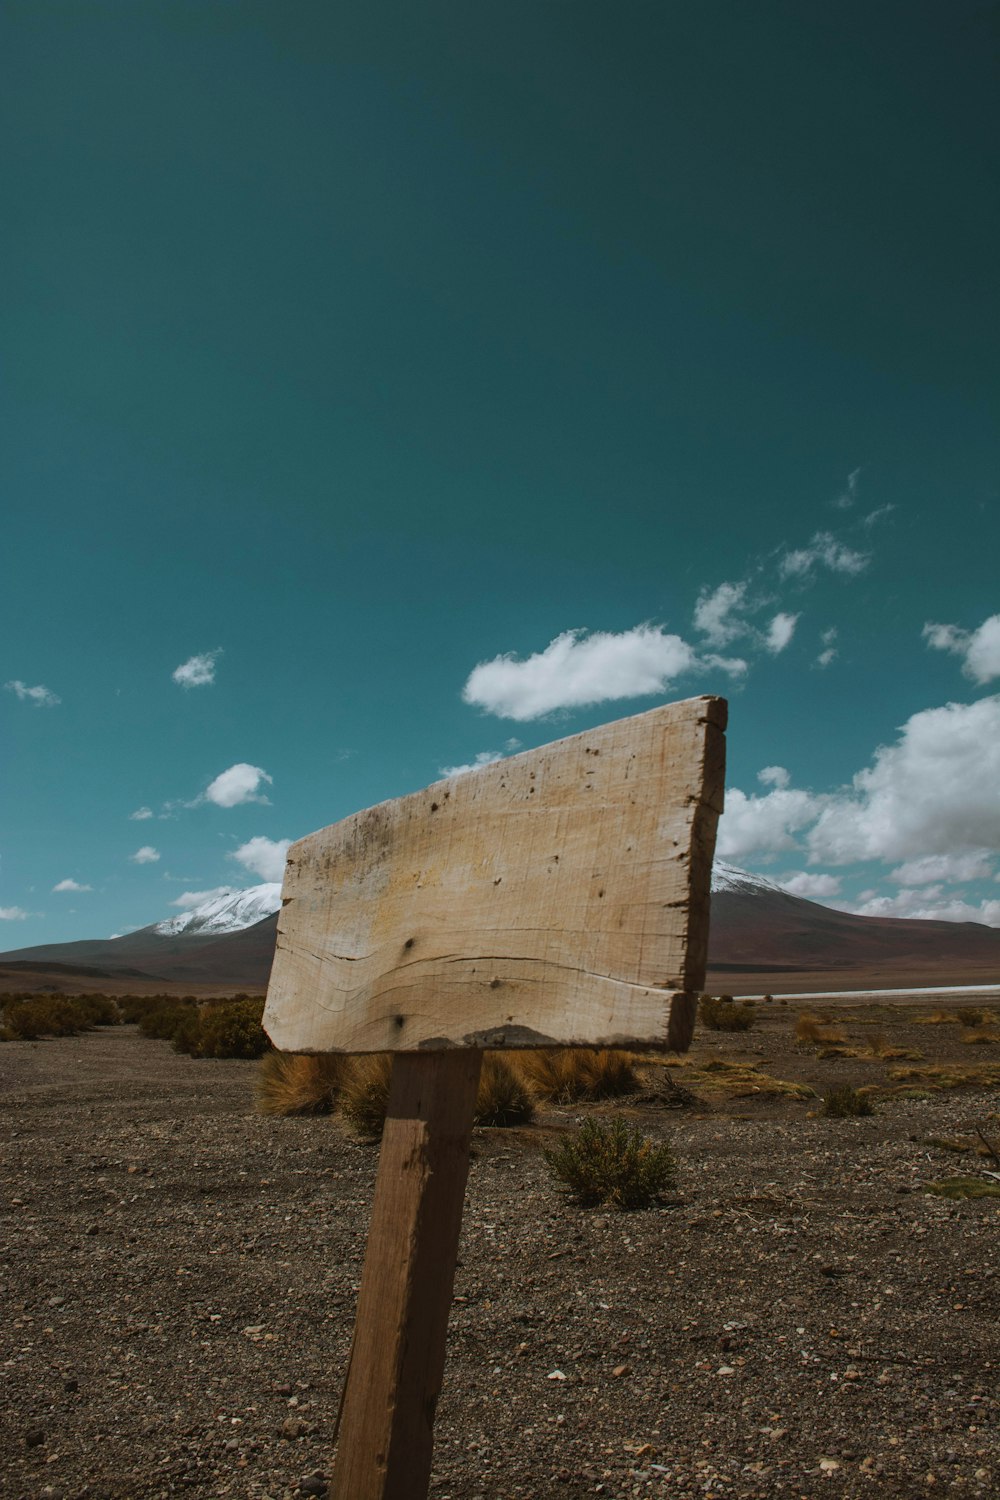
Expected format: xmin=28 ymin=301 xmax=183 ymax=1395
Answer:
xmin=474 ymin=1054 xmax=535 ymax=1126
xmin=887 ymin=1062 xmax=1000 ymax=1091
xmin=917 ymin=1010 xmax=960 ymax=1026
xmin=795 ymin=1012 xmax=846 ymax=1047
xmin=339 ymin=1054 xmax=394 ymax=1135
xmin=518 ymin=1048 xmax=638 ymax=1103
xmin=682 ymin=1058 xmax=815 ymax=1100
xmin=923 ymin=1176 xmax=1000 ymax=1201
xmin=256 ymin=1052 xmax=347 ymax=1116
xmin=962 ymin=1031 xmax=1000 ymax=1047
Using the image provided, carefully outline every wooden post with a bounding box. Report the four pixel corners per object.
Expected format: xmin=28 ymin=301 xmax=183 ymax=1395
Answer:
xmin=330 ymin=1049 xmax=484 ymax=1500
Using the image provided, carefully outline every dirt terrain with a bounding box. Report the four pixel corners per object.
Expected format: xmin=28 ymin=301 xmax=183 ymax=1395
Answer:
xmin=2 ymin=1002 xmax=999 ymax=1500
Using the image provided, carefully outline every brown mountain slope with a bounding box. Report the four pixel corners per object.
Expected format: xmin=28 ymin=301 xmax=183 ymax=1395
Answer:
xmin=2 ymin=885 xmax=999 ymax=996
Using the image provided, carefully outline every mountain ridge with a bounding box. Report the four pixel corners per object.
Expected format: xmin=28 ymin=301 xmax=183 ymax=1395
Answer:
xmin=2 ymin=869 xmax=998 ymax=996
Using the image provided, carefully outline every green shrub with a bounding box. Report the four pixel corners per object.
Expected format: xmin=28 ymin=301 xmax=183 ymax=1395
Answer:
xmin=822 ymin=1085 xmax=874 ymax=1118
xmin=474 ymin=1054 xmax=535 ymax=1126
xmin=195 ymin=998 xmax=269 ymax=1059
xmin=138 ymin=999 xmax=197 ymax=1041
xmin=545 ymin=1115 xmax=677 ymax=1210
xmin=70 ymin=994 xmax=120 ymax=1027
xmin=2 ymin=995 xmax=86 ymax=1039
xmin=699 ymin=994 xmax=755 ymax=1032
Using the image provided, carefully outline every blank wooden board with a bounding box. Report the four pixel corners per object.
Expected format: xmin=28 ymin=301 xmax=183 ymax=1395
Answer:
xmin=263 ymin=694 xmax=726 ymax=1054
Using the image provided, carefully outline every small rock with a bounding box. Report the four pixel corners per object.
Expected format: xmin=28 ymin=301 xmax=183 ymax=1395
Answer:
xmin=25 ymin=1428 xmax=45 ymax=1448
xmin=547 ymin=1369 xmax=567 ymax=1381
xmin=612 ymin=1364 xmax=631 ymax=1378
xmin=298 ymin=1476 xmax=328 ymax=1498
xmin=819 ymin=1458 xmax=840 ymax=1472
xmin=63 ymin=1378 xmax=79 ymax=1393
xmin=280 ymin=1416 xmax=310 ymax=1439
xmin=716 ymin=1366 xmax=736 ymax=1376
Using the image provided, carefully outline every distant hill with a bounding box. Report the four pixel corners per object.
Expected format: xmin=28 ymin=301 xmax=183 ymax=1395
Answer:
xmin=2 ymin=871 xmax=998 ymax=996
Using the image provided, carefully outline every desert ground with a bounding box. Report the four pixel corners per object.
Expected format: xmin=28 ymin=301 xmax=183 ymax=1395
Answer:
xmin=2 ymin=999 xmax=998 ymax=1500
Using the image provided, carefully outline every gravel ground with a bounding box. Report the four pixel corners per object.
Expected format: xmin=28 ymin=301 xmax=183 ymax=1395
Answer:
xmin=1 ymin=1016 xmax=998 ymax=1500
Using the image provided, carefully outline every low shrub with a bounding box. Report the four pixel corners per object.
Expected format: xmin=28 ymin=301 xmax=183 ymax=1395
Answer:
xmin=138 ymin=999 xmax=197 ymax=1042
xmin=2 ymin=995 xmax=86 ymax=1039
xmin=257 ymin=1052 xmax=347 ymax=1115
xmin=545 ymin=1115 xmax=677 ymax=1210
xmin=518 ymin=1048 xmax=638 ymax=1103
xmin=699 ymin=994 xmax=755 ymax=1032
xmin=474 ymin=1054 xmax=535 ymax=1126
xmin=195 ymin=998 xmax=269 ymax=1059
xmin=71 ymin=994 xmax=120 ymax=1027
xmin=822 ymin=1085 xmax=874 ymax=1118
xmin=956 ymin=1007 xmax=985 ymax=1028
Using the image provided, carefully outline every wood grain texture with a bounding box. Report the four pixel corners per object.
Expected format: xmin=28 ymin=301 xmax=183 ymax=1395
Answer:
xmin=329 ymin=1050 xmax=482 ymax=1500
xmin=264 ymin=695 xmax=726 ymax=1053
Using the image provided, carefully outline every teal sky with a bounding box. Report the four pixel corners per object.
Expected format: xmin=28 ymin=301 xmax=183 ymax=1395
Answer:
xmin=3 ymin=0 xmax=999 ymax=945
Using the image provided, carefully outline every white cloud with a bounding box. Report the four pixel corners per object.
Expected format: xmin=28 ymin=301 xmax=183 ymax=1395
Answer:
xmin=765 ymin=612 xmax=799 ymax=654
xmin=700 ymin=653 xmax=749 ymax=677
xmin=5 ymin=679 xmax=60 ymax=708
xmin=846 ymin=885 xmax=1000 ymax=927
xmin=779 ymin=531 xmax=869 ymax=580
xmin=462 ymin=625 xmax=697 ymax=720
xmin=720 ymin=696 xmax=1000 ymax=901
xmin=833 ymin=467 xmax=861 ymax=510
xmin=52 ymin=878 xmax=92 ymax=893
xmin=129 ymin=806 xmax=154 ymax=821
xmin=693 ymin=582 xmax=750 ymax=647
xmin=0 ymin=906 xmax=31 ymax=920
xmin=889 ymin=851 xmax=995 ymax=887
xmin=439 ymin=750 xmax=505 ymax=778
xmin=203 ymin=763 xmax=272 ymax=808
xmin=775 ymin=871 xmax=842 ymax=899
xmin=130 ymin=846 xmax=161 ymax=864
xmin=172 ymin=650 xmax=221 ymax=688
xmin=169 ymin=887 xmax=236 ymax=910
xmin=230 ymin=836 xmax=292 ymax=882
xmin=716 ymin=786 xmax=825 ymax=860
xmin=923 ymin=613 xmax=1000 ymax=685
xmin=758 ymin=765 xmax=790 ymax=789
xmin=807 ymin=696 xmax=1000 ymax=865
xmin=815 ymin=626 xmax=838 ymax=669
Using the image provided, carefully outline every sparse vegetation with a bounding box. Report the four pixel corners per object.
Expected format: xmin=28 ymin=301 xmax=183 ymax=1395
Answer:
xmin=545 ymin=1115 xmax=677 ymax=1210
xmin=822 ymin=1085 xmax=875 ymax=1118
xmin=888 ymin=1062 xmax=1000 ymax=1091
xmin=257 ymin=1051 xmax=346 ymax=1116
xmin=698 ymin=993 xmax=755 ymax=1031
xmin=956 ymin=1007 xmax=985 ymax=1028
xmin=923 ymin=1176 xmax=1000 ymax=1201
xmin=518 ymin=1048 xmax=638 ymax=1102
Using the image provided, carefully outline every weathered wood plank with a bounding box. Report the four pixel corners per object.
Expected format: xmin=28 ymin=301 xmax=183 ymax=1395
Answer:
xmin=264 ymin=695 xmax=726 ymax=1053
xmin=329 ymin=1050 xmax=483 ymax=1500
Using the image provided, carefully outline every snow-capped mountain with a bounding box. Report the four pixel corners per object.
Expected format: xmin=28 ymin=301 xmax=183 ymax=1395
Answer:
xmin=710 ymin=861 xmax=782 ymax=895
xmin=154 ymin=884 xmax=282 ymax=937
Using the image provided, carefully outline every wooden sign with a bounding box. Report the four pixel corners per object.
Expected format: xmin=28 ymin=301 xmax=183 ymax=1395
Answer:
xmin=264 ymin=695 xmax=726 ymax=1057
xmin=262 ymin=695 xmax=726 ymax=1500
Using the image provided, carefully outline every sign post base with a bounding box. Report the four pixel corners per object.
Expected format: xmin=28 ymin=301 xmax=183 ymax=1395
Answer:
xmin=330 ymin=1050 xmax=484 ymax=1500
